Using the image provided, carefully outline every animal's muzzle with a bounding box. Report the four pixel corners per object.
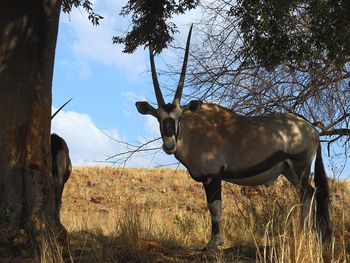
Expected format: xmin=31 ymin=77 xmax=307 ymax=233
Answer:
xmin=161 ymin=118 xmax=178 ymax=154
xmin=162 ymin=136 xmax=176 ymax=154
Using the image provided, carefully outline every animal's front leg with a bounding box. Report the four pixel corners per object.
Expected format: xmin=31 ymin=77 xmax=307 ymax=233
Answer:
xmin=203 ymin=176 xmax=222 ymax=250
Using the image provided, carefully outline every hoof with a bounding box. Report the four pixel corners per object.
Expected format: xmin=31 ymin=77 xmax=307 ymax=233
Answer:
xmin=201 ymin=242 xmax=223 ymax=252
xmin=202 ymin=246 xmax=215 ymax=252
xmin=201 ymin=245 xmax=222 ymax=252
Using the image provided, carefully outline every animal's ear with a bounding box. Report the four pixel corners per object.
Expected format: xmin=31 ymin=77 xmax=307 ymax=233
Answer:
xmin=135 ymin=101 xmax=157 ymax=117
xmin=184 ymin=100 xmax=202 ymax=113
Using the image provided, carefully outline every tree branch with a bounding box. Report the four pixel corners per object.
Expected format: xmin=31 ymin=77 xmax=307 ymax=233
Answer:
xmin=105 ymin=137 xmax=162 ymax=166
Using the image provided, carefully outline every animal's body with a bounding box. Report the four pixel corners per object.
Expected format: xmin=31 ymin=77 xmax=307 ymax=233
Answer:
xmin=136 ymin=25 xmax=331 ymax=250
xmin=51 ymin=133 xmax=71 ymax=218
xmin=173 ymin=103 xmax=330 ymax=248
xmin=176 ymin=103 xmax=318 ymax=186
xmin=51 ymin=100 xmax=72 ymax=220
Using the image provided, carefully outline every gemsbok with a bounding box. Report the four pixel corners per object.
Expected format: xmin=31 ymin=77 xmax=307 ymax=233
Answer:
xmin=136 ymin=25 xmax=331 ymax=250
xmin=51 ymin=100 xmax=72 ymax=219
xmin=51 ymin=133 xmax=72 ymax=219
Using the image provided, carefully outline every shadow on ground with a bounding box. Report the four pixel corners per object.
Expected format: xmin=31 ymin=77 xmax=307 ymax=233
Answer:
xmin=67 ymin=230 xmax=258 ymax=263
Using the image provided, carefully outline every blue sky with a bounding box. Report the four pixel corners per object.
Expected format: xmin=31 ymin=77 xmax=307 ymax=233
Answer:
xmin=51 ymin=1 xmax=349 ymax=179
xmin=51 ymin=0 xmax=199 ymax=167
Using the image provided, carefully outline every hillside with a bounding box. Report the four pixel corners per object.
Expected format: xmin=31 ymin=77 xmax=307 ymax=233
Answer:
xmin=57 ymin=167 xmax=350 ymax=262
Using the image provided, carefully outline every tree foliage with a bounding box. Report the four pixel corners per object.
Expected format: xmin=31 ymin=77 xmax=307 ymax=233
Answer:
xmin=232 ymin=0 xmax=350 ymax=69
xmin=113 ymin=0 xmax=199 ymax=54
xmin=61 ymin=0 xmax=199 ymax=53
xmin=62 ymin=0 xmax=103 ymax=25
xmin=159 ymin=0 xmax=350 ymax=171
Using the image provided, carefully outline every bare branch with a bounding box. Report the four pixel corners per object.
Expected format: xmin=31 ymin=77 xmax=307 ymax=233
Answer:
xmin=105 ymin=137 xmax=162 ymax=166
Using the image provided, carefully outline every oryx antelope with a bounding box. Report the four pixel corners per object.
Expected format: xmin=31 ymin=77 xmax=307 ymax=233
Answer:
xmin=51 ymin=100 xmax=72 ymax=219
xmin=51 ymin=133 xmax=72 ymax=218
xmin=136 ymin=26 xmax=331 ymax=250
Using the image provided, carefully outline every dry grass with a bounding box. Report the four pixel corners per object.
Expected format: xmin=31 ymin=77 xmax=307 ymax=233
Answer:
xmin=54 ymin=166 xmax=350 ymax=262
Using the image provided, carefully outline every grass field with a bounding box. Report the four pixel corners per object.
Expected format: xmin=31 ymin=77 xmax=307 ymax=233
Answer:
xmin=52 ymin=166 xmax=350 ymax=262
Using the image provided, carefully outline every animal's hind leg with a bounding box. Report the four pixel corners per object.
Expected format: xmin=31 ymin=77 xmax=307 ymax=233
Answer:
xmin=299 ymin=168 xmax=315 ymax=226
xmin=283 ymin=160 xmax=314 ymax=227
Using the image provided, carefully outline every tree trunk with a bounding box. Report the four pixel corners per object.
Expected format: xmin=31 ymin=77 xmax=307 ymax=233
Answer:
xmin=0 ymin=0 xmax=63 ymax=254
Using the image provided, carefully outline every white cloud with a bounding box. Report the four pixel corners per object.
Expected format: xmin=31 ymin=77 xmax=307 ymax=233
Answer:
xmin=58 ymin=1 xmax=206 ymax=82
xmin=51 ymin=107 xmax=120 ymax=165
xmin=51 ymin=107 xmax=174 ymax=167
xmin=59 ymin=1 xmax=147 ymax=81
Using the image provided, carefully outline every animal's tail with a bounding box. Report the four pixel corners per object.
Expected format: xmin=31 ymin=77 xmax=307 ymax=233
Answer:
xmin=314 ymin=143 xmax=331 ymax=242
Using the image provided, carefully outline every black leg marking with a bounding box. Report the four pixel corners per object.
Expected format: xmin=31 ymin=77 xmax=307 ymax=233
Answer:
xmin=203 ymin=176 xmax=222 ymax=249
xmin=211 ymin=221 xmax=220 ymax=236
xmin=203 ymin=176 xmax=221 ymax=204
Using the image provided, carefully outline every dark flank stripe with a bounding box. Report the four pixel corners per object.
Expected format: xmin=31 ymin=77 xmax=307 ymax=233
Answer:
xmin=221 ymin=150 xmax=306 ymax=179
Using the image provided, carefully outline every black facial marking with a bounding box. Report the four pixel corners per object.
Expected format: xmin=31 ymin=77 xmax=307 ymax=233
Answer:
xmin=163 ymin=118 xmax=176 ymax=137
xmin=161 ymin=103 xmax=176 ymax=113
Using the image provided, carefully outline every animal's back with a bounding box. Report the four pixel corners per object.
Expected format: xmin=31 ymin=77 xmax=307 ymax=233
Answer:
xmin=176 ymin=103 xmax=319 ymax=176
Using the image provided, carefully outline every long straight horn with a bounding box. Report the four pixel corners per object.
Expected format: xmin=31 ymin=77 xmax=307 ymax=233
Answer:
xmin=51 ymin=98 xmax=72 ymax=120
xmin=173 ymin=24 xmax=193 ymax=105
xmin=149 ymin=46 xmax=165 ymax=106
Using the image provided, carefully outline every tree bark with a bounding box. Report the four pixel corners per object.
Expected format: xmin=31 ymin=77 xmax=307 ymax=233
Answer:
xmin=0 ymin=0 xmax=63 ymax=254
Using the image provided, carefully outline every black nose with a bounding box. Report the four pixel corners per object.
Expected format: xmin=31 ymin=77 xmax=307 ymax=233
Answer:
xmin=163 ymin=143 xmax=176 ymax=154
